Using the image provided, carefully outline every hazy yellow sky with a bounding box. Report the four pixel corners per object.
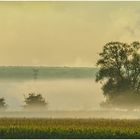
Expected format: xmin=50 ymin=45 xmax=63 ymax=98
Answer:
xmin=0 ymin=1 xmax=140 ymax=66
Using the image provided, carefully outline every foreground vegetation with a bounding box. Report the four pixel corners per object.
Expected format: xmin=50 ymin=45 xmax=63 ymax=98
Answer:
xmin=0 ymin=118 xmax=140 ymax=138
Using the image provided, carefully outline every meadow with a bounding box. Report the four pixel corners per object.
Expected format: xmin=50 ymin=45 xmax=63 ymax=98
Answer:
xmin=0 ymin=118 xmax=140 ymax=138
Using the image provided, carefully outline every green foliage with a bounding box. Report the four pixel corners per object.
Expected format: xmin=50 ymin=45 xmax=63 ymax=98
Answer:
xmin=24 ymin=93 xmax=47 ymax=110
xmin=0 ymin=98 xmax=7 ymax=110
xmin=96 ymin=41 xmax=140 ymax=106
xmin=0 ymin=118 xmax=140 ymax=138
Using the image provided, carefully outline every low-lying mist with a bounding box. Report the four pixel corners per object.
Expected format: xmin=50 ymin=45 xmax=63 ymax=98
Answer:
xmin=0 ymin=78 xmax=140 ymax=119
xmin=0 ymin=110 xmax=140 ymax=119
xmin=0 ymin=79 xmax=103 ymax=111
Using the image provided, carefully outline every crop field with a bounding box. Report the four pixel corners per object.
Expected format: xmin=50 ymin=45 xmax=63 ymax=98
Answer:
xmin=0 ymin=118 xmax=140 ymax=138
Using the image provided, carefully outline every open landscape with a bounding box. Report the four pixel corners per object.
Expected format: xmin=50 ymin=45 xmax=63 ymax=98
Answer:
xmin=1 ymin=1 xmax=140 ymax=139
xmin=0 ymin=66 xmax=139 ymax=138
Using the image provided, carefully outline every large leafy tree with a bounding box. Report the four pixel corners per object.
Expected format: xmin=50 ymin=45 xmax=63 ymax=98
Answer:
xmin=96 ymin=41 xmax=140 ymax=104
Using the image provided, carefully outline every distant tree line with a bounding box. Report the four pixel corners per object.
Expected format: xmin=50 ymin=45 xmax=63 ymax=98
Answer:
xmin=96 ymin=41 xmax=140 ymax=108
xmin=0 ymin=93 xmax=47 ymax=111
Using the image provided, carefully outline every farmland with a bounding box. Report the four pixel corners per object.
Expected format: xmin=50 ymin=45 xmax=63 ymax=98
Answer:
xmin=0 ymin=118 xmax=140 ymax=138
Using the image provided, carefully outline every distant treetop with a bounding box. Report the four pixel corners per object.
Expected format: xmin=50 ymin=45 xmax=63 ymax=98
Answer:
xmin=24 ymin=93 xmax=47 ymax=110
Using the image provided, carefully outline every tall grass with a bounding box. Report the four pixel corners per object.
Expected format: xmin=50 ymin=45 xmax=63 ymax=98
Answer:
xmin=0 ymin=118 xmax=140 ymax=138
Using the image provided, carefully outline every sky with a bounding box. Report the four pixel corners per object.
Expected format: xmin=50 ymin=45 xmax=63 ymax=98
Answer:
xmin=0 ymin=1 xmax=140 ymax=67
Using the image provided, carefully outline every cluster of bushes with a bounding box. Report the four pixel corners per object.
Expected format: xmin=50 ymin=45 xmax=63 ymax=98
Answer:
xmin=0 ymin=93 xmax=47 ymax=111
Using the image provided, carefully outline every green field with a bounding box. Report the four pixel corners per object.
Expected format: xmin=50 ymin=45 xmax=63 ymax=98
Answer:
xmin=0 ymin=118 xmax=140 ymax=138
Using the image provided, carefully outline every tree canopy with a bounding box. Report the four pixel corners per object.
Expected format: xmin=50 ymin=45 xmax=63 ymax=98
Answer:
xmin=0 ymin=98 xmax=7 ymax=110
xmin=96 ymin=41 xmax=140 ymax=108
xmin=24 ymin=93 xmax=47 ymax=110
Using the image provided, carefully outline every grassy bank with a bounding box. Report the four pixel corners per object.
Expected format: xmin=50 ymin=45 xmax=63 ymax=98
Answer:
xmin=0 ymin=118 xmax=140 ymax=138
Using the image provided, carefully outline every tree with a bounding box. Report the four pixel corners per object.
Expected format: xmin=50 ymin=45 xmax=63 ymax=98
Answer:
xmin=24 ymin=93 xmax=47 ymax=110
xmin=0 ymin=98 xmax=7 ymax=111
xmin=96 ymin=41 xmax=140 ymax=108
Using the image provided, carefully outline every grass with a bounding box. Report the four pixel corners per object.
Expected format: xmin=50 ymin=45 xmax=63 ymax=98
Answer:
xmin=0 ymin=118 xmax=140 ymax=138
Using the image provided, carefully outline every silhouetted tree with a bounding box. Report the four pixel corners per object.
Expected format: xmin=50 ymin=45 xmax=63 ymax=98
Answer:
xmin=24 ymin=93 xmax=47 ymax=110
xmin=0 ymin=98 xmax=7 ymax=110
xmin=96 ymin=41 xmax=140 ymax=107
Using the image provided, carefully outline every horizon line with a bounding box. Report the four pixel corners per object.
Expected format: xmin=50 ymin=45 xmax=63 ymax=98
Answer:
xmin=0 ymin=65 xmax=97 ymax=68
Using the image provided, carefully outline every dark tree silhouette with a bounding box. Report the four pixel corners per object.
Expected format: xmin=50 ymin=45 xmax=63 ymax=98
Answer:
xmin=24 ymin=93 xmax=47 ymax=110
xmin=0 ymin=98 xmax=7 ymax=111
xmin=96 ymin=41 xmax=140 ymax=108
